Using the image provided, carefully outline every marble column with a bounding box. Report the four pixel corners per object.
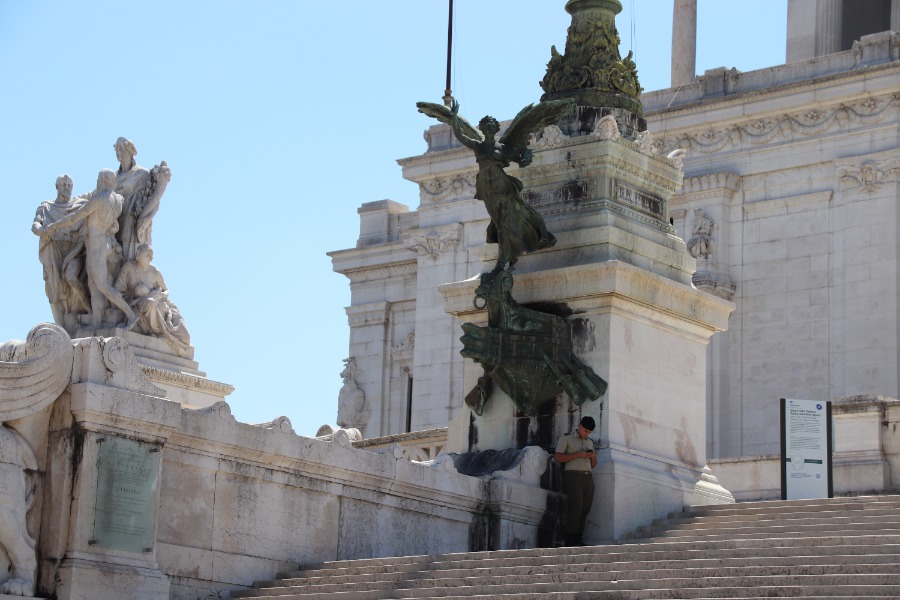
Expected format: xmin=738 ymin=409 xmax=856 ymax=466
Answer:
xmin=671 ymin=0 xmax=697 ymax=87
xmin=815 ymin=0 xmax=843 ymax=56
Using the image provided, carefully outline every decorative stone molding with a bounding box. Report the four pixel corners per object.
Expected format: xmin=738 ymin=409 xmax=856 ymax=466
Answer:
xmin=354 ymin=428 xmax=449 ymax=463
xmin=342 ymin=262 xmax=417 ymax=286
xmin=655 ymin=94 xmax=900 ymax=156
xmin=250 ymin=416 xmax=293 ymax=433
xmin=419 ymin=173 xmax=476 ymax=202
xmin=140 ymin=365 xmax=235 ymax=397
xmin=346 ymin=302 xmax=390 ymax=328
xmin=516 ymin=154 xmax=680 ymax=195
xmin=693 ymin=277 xmax=736 ymax=301
xmin=530 ymin=124 xmax=567 ymax=150
xmin=189 ymin=400 xmax=233 ymax=420
xmin=593 ymin=115 xmax=621 ymax=141
xmin=406 ymin=225 xmax=462 ymax=260
xmin=0 ymin=323 xmax=73 ymax=421
xmin=635 ymin=131 xmax=655 ymax=155
xmin=677 ymin=172 xmax=742 ymax=199
xmin=837 ymin=158 xmax=899 ymax=193
xmin=667 ymin=148 xmax=687 ymax=169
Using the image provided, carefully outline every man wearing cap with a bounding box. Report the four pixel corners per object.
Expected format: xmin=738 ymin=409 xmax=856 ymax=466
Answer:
xmin=554 ymin=416 xmax=597 ymax=546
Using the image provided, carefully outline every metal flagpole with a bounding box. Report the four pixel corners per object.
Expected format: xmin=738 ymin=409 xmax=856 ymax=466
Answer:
xmin=442 ymin=0 xmax=454 ymax=106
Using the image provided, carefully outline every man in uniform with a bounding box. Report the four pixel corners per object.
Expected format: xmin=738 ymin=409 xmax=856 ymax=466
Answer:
xmin=554 ymin=416 xmax=597 ymax=546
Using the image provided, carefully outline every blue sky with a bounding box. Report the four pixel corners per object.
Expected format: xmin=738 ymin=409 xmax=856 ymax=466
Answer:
xmin=0 ymin=1 xmax=786 ymax=435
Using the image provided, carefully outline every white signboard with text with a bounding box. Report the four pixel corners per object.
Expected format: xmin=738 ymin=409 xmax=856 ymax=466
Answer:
xmin=781 ymin=398 xmax=832 ymax=500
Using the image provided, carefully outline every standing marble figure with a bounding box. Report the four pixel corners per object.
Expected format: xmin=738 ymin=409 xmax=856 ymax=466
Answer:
xmin=41 ymin=169 xmax=138 ymax=330
xmin=554 ymin=416 xmax=597 ymax=546
xmin=31 ymin=175 xmax=89 ymax=332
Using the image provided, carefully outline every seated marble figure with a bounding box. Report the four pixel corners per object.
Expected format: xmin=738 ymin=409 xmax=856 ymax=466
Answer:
xmin=114 ymin=244 xmax=191 ymax=356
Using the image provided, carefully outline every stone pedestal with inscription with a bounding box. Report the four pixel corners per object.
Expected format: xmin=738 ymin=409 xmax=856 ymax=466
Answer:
xmin=441 ymin=123 xmax=735 ymax=541
xmin=40 ymin=336 xmax=179 ymax=600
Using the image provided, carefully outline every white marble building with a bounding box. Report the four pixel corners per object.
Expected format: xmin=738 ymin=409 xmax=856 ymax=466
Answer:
xmin=330 ymin=0 xmax=900 ymax=461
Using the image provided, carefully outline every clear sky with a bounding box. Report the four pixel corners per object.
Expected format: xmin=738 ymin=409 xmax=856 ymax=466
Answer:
xmin=0 ymin=1 xmax=786 ymax=436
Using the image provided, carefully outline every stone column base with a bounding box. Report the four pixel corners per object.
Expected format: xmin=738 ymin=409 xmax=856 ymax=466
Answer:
xmin=589 ymin=449 xmax=733 ymax=542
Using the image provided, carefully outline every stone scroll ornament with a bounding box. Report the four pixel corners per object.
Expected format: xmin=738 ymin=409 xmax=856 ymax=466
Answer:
xmin=417 ymin=99 xmax=606 ymax=417
xmin=0 ymin=323 xmax=74 ymax=597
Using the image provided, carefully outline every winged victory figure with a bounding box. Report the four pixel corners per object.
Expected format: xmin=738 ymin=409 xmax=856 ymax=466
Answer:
xmin=417 ymin=99 xmax=575 ymax=273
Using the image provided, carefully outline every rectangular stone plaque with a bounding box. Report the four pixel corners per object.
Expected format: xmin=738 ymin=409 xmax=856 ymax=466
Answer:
xmin=613 ymin=179 xmax=664 ymax=219
xmin=91 ymin=436 xmax=160 ymax=553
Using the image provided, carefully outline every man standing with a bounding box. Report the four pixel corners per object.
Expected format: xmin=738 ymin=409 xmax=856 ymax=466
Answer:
xmin=41 ymin=169 xmax=137 ymax=331
xmin=555 ymin=416 xmax=597 ymax=546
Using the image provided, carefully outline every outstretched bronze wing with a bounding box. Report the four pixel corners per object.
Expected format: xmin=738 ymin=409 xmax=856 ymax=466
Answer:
xmin=416 ymin=101 xmax=483 ymax=144
xmin=500 ymin=99 xmax=576 ymax=167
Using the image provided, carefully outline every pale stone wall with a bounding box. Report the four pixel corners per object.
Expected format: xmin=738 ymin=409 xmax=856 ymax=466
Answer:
xmin=650 ymin=32 xmax=900 ymax=458
xmin=6 ymin=328 xmax=556 ymax=599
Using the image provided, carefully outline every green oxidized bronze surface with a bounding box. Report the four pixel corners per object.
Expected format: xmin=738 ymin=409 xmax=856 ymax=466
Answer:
xmin=461 ymin=272 xmax=607 ymax=417
xmin=540 ymin=0 xmax=642 ymax=115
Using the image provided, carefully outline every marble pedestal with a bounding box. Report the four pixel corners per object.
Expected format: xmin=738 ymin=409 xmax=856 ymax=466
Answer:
xmin=442 ymin=260 xmax=735 ymax=540
xmin=40 ymin=336 xmax=178 ymax=600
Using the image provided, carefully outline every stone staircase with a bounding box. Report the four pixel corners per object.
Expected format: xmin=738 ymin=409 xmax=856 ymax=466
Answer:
xmin=230 ymin=494 xmax=900 ymax=599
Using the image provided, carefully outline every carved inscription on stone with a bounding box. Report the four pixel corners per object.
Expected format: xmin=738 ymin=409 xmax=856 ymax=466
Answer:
xmin=91 ymin=436 xmax=160 ymax=553
xmin=613 ymin=179 xmax=664 ymax=219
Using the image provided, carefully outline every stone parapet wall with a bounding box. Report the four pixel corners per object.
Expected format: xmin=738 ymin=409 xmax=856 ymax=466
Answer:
xmin=5 ymin=329 xmax=557 ymax=600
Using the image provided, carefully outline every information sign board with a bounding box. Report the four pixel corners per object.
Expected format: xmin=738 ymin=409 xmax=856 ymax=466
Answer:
xmin=780 ymin=398 xmax=832 ymax=500
xmin=91 ymin=436 xmax=161 ymax=553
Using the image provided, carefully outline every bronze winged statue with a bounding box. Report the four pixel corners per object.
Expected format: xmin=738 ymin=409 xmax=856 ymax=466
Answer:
xmin=417 ymin=99 xmax=575 ymax=273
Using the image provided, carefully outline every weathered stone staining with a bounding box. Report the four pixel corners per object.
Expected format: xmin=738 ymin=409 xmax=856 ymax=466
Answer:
xmin=31 ymin=139 xmax=190 ymax=357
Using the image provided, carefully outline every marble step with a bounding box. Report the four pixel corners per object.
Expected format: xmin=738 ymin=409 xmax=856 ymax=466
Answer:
xmin=630 ymin=524 xmax=900 ymax=541
xmin=234 ymin=575 xmax=900 ymax=599
xmin=243 ymin=563 xmax=900 ymax=597
xmin=635 ymin=514 xmax=900 ymax=532
xmin=275 ymin=541 xmax=900 ymax=582
xmin=282 ymin=536 xmax=900 ymax=578
xmin=267 ymin=556 xmax=900 ymax=589
xmin=653 ymin=507 xmax=900 ymax=527
xmin=679 ymin=495 xmax=900 ymax=517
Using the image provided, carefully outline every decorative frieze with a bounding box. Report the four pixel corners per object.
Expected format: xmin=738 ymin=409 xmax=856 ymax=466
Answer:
xmin=837 ymin=158 xmax=899 ymax=193
xmin=419 ymin=173 xmax=476 ymax=203
xmin=655 ymin=94 xmax=900 ymax=155
xmin=406 ymin=225 xmax=462 ymax=260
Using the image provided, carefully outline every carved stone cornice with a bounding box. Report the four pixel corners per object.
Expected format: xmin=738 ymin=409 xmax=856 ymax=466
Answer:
xmin=397 ymin=146 xmax=471 ymax=169
xmin=654 ymin=93 xmax=900 ymax=156
xmin=346 ymin=302 xmax=390 ymax=328
xmin=342 ymin=261 xmax=417 ymax=285
xmin=140 ymin=365 xmax=235 ymax=396
xmin=406 ymin=224 xmax=462 ymax=260
xmin=676 ymin=172 xmax=742 ymax=201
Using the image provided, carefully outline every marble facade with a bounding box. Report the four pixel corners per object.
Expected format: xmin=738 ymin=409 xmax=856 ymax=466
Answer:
xmin=331 ymin=21 xmax=900 ymax=463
